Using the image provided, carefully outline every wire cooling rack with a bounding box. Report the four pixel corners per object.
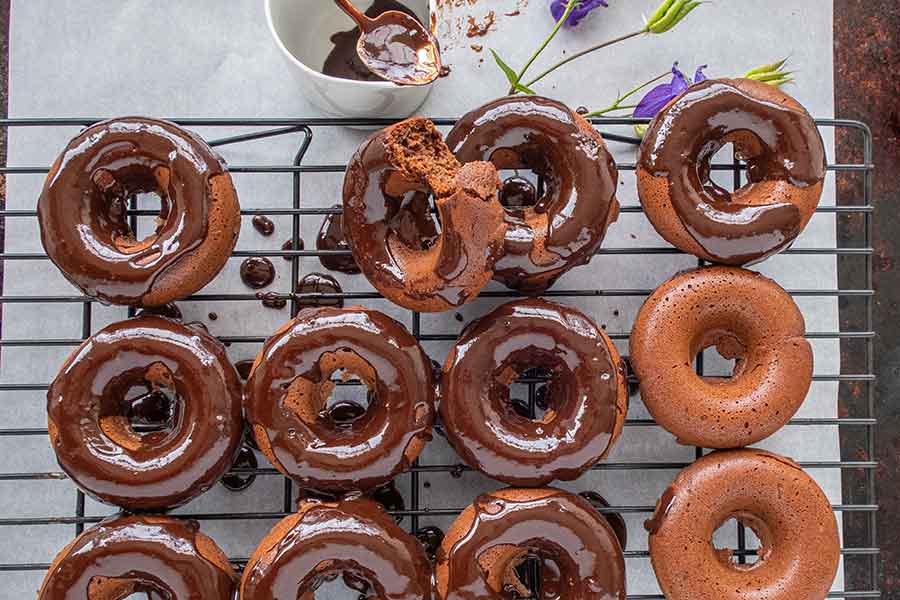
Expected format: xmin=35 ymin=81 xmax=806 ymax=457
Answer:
xmin=0 ymin=116 xmax=879 ymax=598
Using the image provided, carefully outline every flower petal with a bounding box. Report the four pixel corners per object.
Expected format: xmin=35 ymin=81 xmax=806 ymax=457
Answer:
xmin=549 ymin=0 xmax=567 ymax=23
xmin=550 ymin=0 xmax=609 ymax=27
xmin=632 ymin=63 xmax=689 ymax=118
xmin=693 ymin=64 xmax=708 ymax=83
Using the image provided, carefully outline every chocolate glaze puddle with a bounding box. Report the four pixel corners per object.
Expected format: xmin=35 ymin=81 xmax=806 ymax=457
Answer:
xmin=240 ymin=257 xmax=276 ymax=289
xmin=281 ymin=238 xmax=303 ymax=260
xmin=317 ymin=208 xmax=361 ymax=273
xmin=296 ymin=272 xmax=344 ymax=310
xmin=251 ymin=214 xmax=275 ymax=236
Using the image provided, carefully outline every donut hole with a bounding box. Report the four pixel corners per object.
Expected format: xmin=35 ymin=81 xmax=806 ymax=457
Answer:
xmin=383 ymin=187 xmax=442 ymax=251
xmin=303 ymin=569 xmax=376 ymax=599
xmin=87 ymin=576 xmax=168 ymax=599
xmin=488 ymin=147 xmax=557 ymax=215
xmin=498 ymin=170 xmax=540 ymax=209
xmin=692 ymin=331 xmax=748 ymax=381
xmin=712 ymin=513 xmax=772 ymax=571
xmin=700 ymin=134 xmax=769 ymax=201
xmin=98 ymin=362 xmax=181 ymax=449
xmin=283 ymin=349 xmax=378 ymax=432
xmin=493 ymin=351 xmax=571 ymax=425
xmin=90 ymin=163 xmax=173 ymax=255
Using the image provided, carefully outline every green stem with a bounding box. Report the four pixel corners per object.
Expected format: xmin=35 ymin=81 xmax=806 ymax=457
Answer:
xmin=524 ymin=29 xmax=644 ymax=88
xmin=583 ymin=70 xmax=671 ymax=118
xmin=507 ymin=0 xmax=579 ymax=94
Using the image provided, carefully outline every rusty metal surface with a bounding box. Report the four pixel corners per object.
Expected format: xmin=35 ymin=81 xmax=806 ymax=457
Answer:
xmin=835 ymin=0 xmax=900 ymax=595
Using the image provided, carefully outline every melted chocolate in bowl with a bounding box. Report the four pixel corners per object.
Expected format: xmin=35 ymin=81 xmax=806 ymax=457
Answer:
xmin=324 ymin=0 xmax=422 ymax=82
xmin=639 ymin=78 xmax=826 ymax=264
xmin=358 ymin=12 xmax=441 ymax=85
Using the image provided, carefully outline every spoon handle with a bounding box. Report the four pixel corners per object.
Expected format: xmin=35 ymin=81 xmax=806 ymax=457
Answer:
xmin=333 ymin=0 xmax=371 ymax=29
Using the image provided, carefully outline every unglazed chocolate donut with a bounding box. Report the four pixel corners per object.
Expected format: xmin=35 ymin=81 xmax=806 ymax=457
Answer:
xmin=246 ymin=306 xmax=436 ymax=491
xmin=343 ymin=117 xmax=507 ymax=312
xmin=637 ymin=78 xmax=825 ymax=265
xmin=436 ymin=487 xmax=626 ymax=600
xmin=47 ymin=316 xmax=243 ymax=510
xmin=241 ymin=498 xmax=432 ymax=599
xmin=38 ymin=117 xmax=241 ymax=306
xmin=441 ymin=299 xmax=628 ymax=486
xmin=629 ymin=267 xmax=812 ymax=448
xmin=39 ymin=515 xmax=237 ymax=599
xmin=446 ymin=96 xmax=620 ymax=294
xmin=646 ymin=449 xmax=839 ymax=600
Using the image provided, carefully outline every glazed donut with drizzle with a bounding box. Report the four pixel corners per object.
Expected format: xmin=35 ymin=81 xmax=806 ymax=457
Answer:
xmin=245 ymin=306 xmax=436 ymax=491
xmin=342 ymin=118 xmax=507 ymax=312
xmin=38 ymin=117 xmax=241 ymax=306
xmin=446 ymin=96 xmax=620 ymax=293
xmin=46 ymin=315 xmax=244 ymax=510
xmin=636 ymin=78 xmax=825 ymax=265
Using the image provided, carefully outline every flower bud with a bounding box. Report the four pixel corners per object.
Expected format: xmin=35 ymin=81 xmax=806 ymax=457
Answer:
xmin=644 ymin=0 xmax=703 ymax=34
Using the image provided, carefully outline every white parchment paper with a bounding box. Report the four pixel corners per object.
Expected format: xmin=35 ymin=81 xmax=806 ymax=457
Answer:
xmin=2 ymin=1 xmax=843 ymax=597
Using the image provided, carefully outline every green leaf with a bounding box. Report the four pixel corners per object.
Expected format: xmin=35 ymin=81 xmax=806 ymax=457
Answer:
xmin=490 ymin=49 xmax=520 ymax=89
xmin=513 ymin=82 xmax=536 ymax=94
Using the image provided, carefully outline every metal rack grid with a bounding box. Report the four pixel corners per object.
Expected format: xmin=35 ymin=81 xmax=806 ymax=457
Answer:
xmin=0 ymin=115 xmax=878 ymax=598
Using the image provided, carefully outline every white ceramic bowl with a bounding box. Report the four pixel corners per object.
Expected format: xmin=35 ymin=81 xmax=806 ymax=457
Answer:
xmin=265 ymin=0 xmax=434 ymax=118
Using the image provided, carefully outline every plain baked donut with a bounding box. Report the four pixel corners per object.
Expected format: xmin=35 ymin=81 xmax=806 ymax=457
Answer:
xmin=245 ymin=306 xmax=436 ymax=492
xmin=436 ymin=487 xmax=626 ymax=600
xmin=629 ymin=266 xmax=812 ymax=448
xmin=38 ymin=117 xmax=241 ymax=306
xmin=342 ymin=117 xmax=507 ymax=312
xmin=637 ymin=78 xmax=825 ymax=265
xmin=441 ymin=298 xmax=628 ymax=486
xmin=646 ymin=449 xmax=840 ymax=600
xmin=47 ymin=315 xmax=244 ymax=510
xmin=446 ymin=96 xmax=620 ymax=294
xmin=241 ymin=497 xmax=432 ymax=599
xmin=39 ymin=515 xmax=237 ymax=599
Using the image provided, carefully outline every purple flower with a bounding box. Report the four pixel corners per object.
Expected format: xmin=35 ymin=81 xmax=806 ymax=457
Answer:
xmin=633 ymin=62 xmax=707 ymax=118
xmin=550 ymin=0 xmax=609 ymax=27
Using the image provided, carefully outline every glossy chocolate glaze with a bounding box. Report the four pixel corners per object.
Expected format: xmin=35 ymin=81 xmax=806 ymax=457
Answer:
xmin=221 ymin=444 xmax=258 ymax=492
xmin=416 ymin=526 xmax=445 ymax=561
xmin=579 ymin=491 xmax=628 ymax=550
xmin=257 ymin=291 xmax=287 ymax=309
xmin=40 ymin=515 xmax=236 ymax=599
xmin=296 ymin=272 xmax=344 ymax=310
xmin=324 ymin=0 xmax=420 ymax=82
xmin=38 ymin=118 xmax=227 ymax=305
xmin=639 ymin=79 xmax=826 ymax=264
xmin=137 ymin=302 xmax=182 ymax=320
xmin=441 ymin=299 xmax=625 ymax=486
xmin=47 ymin=316 xmax=243 ymax=510
xmin=446 ymin=96 xmax=619 ymax=294
xmin=438 ymin=489 xmax=626 ymax=600
xmin=499 ymin=175 xmax=537 ymax=208
xmin=252 ymin=214 xmax=275 ymax=236
xmin=643 ymin=486 xmax=676 ymax=535
xmin=343 ymin=120 xmax=506 ymax=311
xmin=245 ymin=307 xmax=435 ymax=491
xmin=240 ymin=256 xmax=276 ymax=288
xmin=281 ymin=237 xmax=303 ymax=260
xmin=235 ymin=359 xmax=255 ymax=380
xmin=317 ymin=208 xmax=362 ymax=274
xmin=242 ymin=499 xmax=432 ymax=599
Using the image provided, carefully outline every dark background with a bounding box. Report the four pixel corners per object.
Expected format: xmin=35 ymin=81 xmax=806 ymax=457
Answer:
xmin=0 ymin=0 xmax=896 ymax=596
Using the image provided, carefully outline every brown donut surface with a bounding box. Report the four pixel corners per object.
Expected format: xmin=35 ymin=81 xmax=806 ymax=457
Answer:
xmin=47 ymin=316 xmax=244 ymax=510
xmin=630 ymin=267 xmax=812 ymax=448
xmin=38 ymin=117 xmax=241 ymax=306
xmin=441 ymin=299 xmax=627 ymax=486
xmin=646 ymin=449 xmax=840 ymax=600
xmin=436 ymin=487 xmax=626 ymax=600
xmin=343 ymin=118 xmax=507 ymax=312
xmin=246 ymin=306 xmax=436 ymax=492
xmin=39 ymin=515 xmax=237 ymax=599
xmin=637 ymin=78 xmax=825 ymax=265
xmin=241 ymin=498 xmax=432 ymax=599
xmin=446 ymin=96 xmax=620 ymax=293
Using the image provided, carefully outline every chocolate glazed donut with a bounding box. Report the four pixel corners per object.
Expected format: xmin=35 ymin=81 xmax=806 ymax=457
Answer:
xmin=245 ymin=306 xmax=436 ymax=491
xmin=39 ymin=515 xmax=237 ymax=599
xmin=441 ymin=299 xmax=628 ymax=486
xmin=637 ymin=78 xmax=825 ymax=265
xmin=343 ymin=118 xmax=507 ymax=312
xmin=446 ymin=96 xmax=620 ymax=294
xmin=629 ymin=267 xmax=812 ymax=448
xmin=436 ymin=488 xmax=626 ymax=600
xmin=47 ymin=316 xmax=243 ymax=510
xmin=38 ymin=117 xmax=241 ymax=306
xmin=242 ymin=498 xmax=433 ymax=599
xmin=646 ymin=449 xmax=840 ymax=600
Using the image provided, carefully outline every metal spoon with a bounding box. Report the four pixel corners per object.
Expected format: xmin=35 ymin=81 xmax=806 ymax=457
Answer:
xmin=333 ymin=0 xmax=443 ymax=86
